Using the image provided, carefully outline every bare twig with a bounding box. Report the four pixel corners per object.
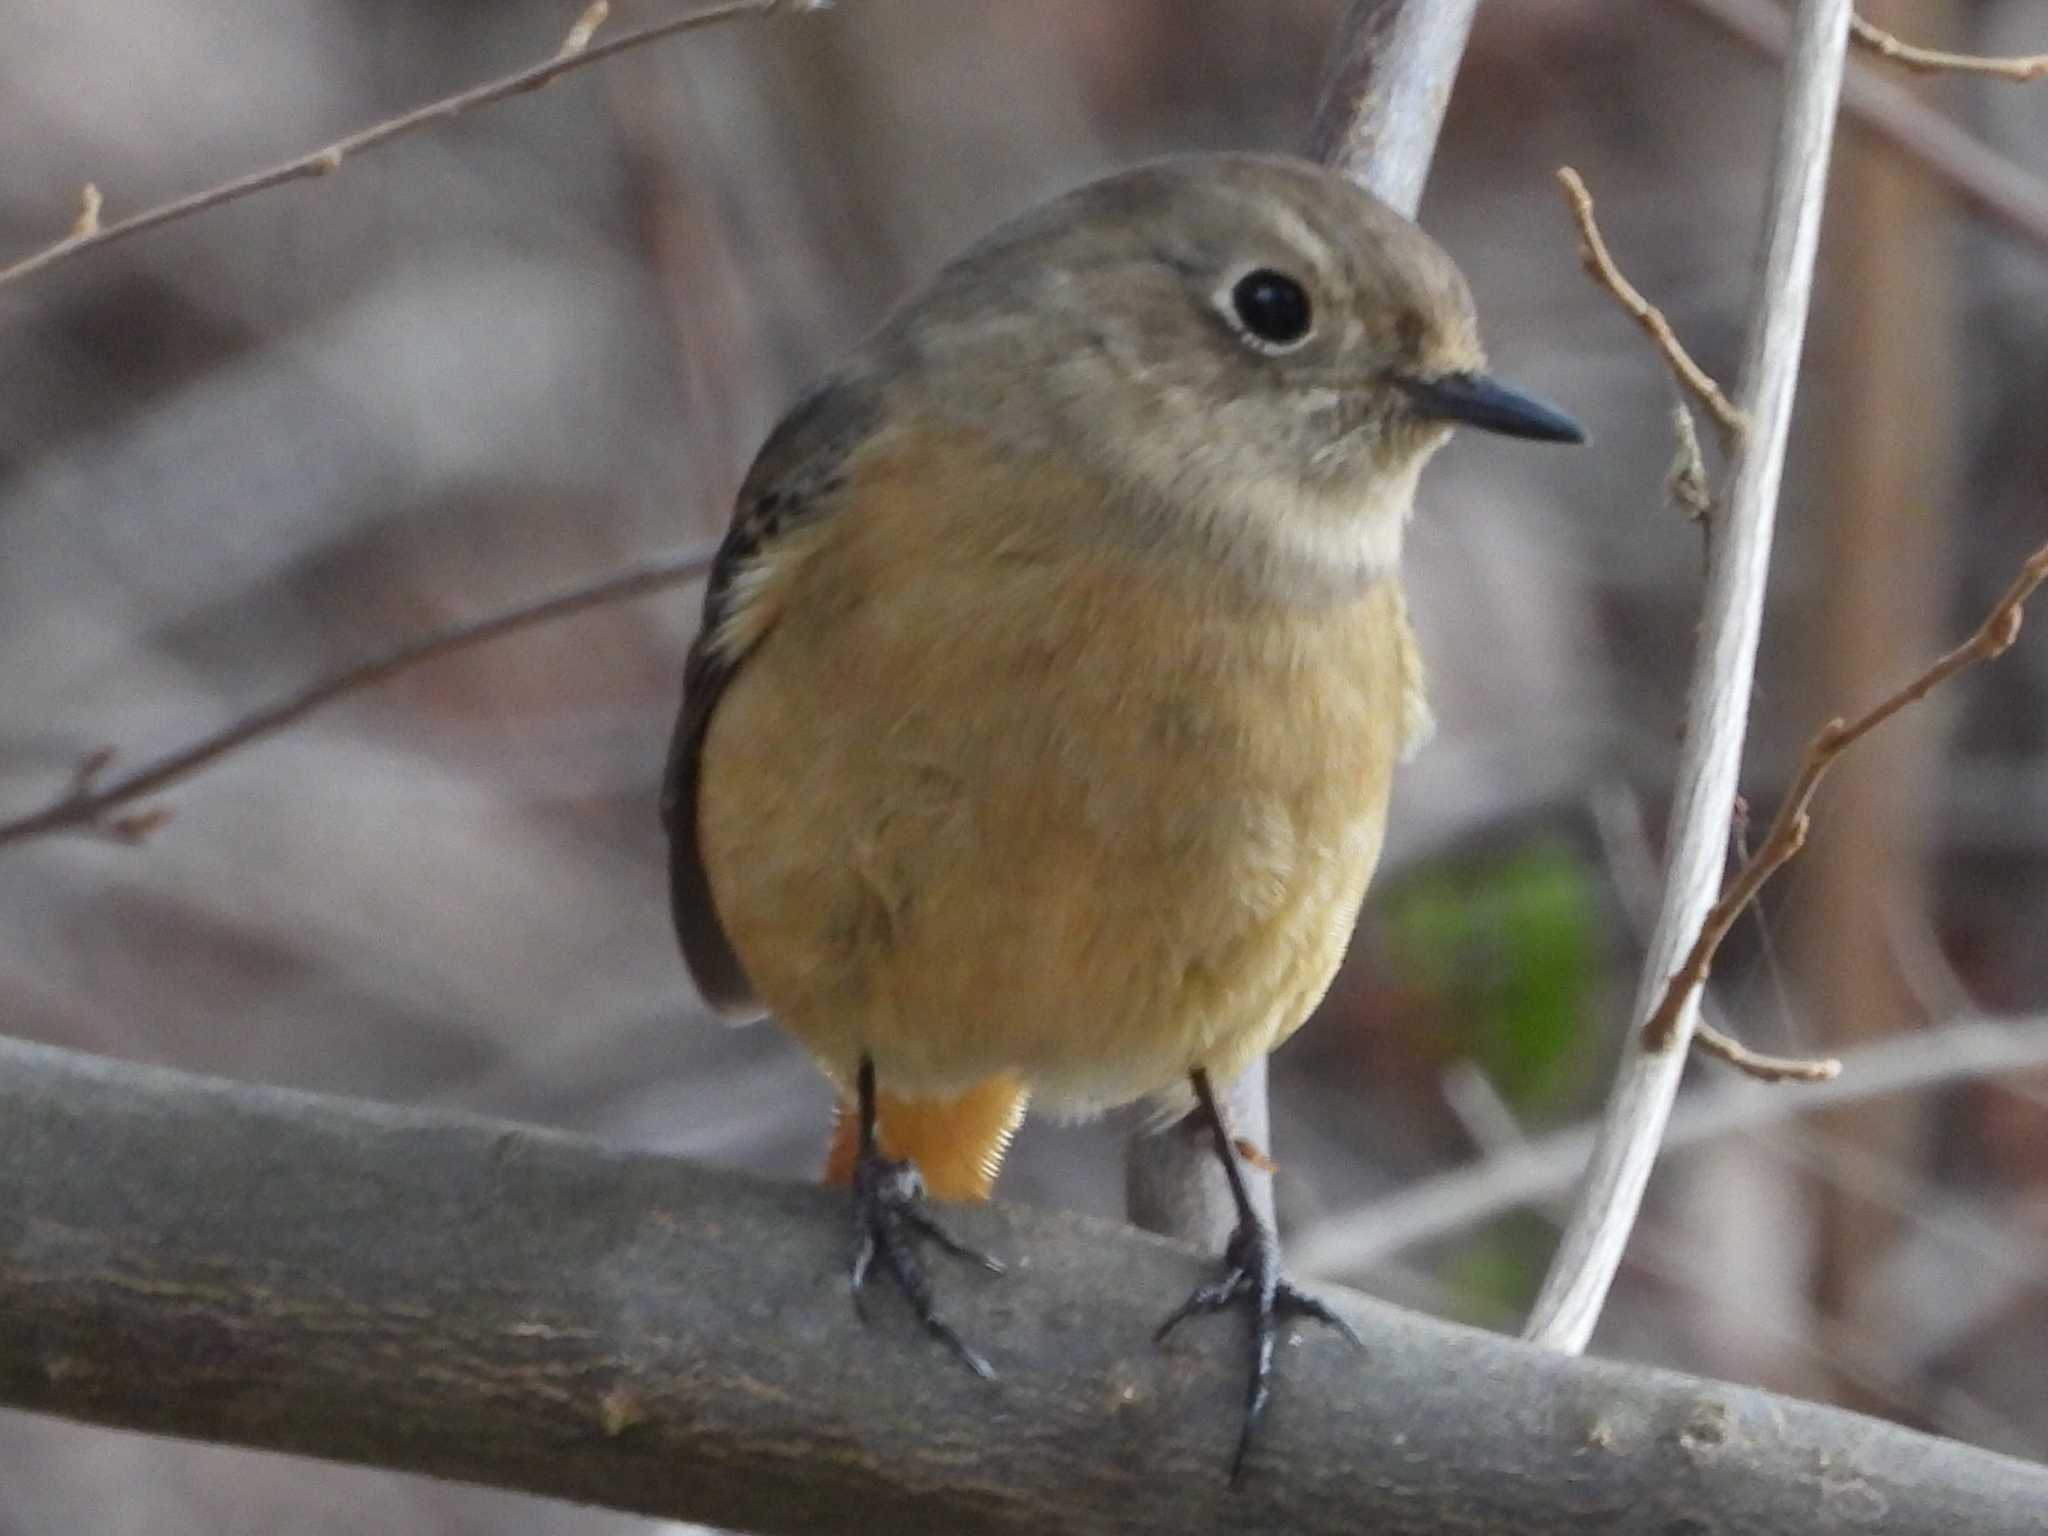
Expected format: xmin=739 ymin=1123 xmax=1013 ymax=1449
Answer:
xmin=1294 ymin=1011 xmax=2048 ymax=1276
xmin=1587 ymin=785 xmax=2030 ymax=1400
xmin=0 ymin=0 xmax=822 ymax=289
xmin=559 ymin=0 xmax=612 ymax=57
xmin=1676 ymin=0 xmax=2048 ymax=256
xmin=1522 ymin=0 xmax=1856 ymax=1355
xmin=1594 ymin=784 xmax=1838 ymax=1084
xmin=1850 ymin=13 xmax=2048 ymax=81
xmin=1640 ymin=539 xmax=2048 ymax=1054
xmin=1689 ymin=1022 xmax=1839 ymax=1080
xmin=10 ymin=1034 xmax=2048 ymax=1535
xmin=11 ymin=184 xmax=106 ymax=276
xmin=1665 ymin=402 xmax=1714 ymax=520
xmin=1557 ymin=167 xmax=1747 ymax=441
xmin=0 ymin=541 xmax=718 ymax=851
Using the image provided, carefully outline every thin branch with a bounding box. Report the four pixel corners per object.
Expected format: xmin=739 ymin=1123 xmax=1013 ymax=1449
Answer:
xmin=1640 ymin=539 xmax=2048 ymax=1054
xmin=1315 ymin=790 xmax=2039 ymax=1408
xmin=1676 ymin=0 xmax=2048 ymax=257
xmin=1294 ymin=1011 xmax=2048 ymax=1276
xmin=0 ymin=540 xmax=718 ymax=851
xmin=1665 ymin=401 xmax=1714 ymax=520
xmin=0 ymin=0 xmax=821 ymax=289
xmin=7 ymin=1034 xmax=2048 ymax=1536
xmin=558 ymin=0 xmax=612 ymax=58
xmin=68 ymin=183 xmax=104 ymax=238
xmin=4 ymin=184 xmax=106 ymax=278
xmin=1850 ymin=13 xmax=2048 ymax=82
xmin=1689 ymin=1021 xmax=1840 ymax=1081
xmin=1593 ymin=782 xmax=1839 ymax=1084
xmin=1523 ymin=0 xmax=1856 ymax=1356
xmin=1556 ymin=167 xmax=1747 ymax=441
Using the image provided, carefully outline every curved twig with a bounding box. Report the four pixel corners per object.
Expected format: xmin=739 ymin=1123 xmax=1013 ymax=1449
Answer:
xmin=1640 ymin=539 xmax=2048 ymax=1057
xmin=1850 ymin=13 xmax=2048 ymax=81
xmin=1676 ymin=0 xmax=2048 ymax=256
xmin=1556 ymin=167 xmax=1747 ymax=441
xmin=0 ymin=0 xmax=823 ymax=289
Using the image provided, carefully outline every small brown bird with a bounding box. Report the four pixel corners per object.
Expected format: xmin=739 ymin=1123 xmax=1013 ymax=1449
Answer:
xmin=663 ymin=151 xmax=1581 ymax=1473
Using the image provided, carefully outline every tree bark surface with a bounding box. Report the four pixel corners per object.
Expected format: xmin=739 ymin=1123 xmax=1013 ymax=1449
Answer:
xmin=3 ymin=1037 xmax=2043 ymax=1535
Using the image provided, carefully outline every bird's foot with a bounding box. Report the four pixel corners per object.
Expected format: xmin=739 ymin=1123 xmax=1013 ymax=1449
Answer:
xmin=849 ymin=1143 xmax=1004 ymax=1379
xmin=1156 ymin=1217 xmax=1363 ymax=1481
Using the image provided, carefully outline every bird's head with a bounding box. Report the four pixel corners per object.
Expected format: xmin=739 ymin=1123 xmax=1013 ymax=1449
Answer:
xmin=882 ymin=153 xmax=1584 ymax=595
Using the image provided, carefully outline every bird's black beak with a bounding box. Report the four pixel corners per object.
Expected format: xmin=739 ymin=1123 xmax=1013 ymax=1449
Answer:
xmin=1392 ymin=370 xmax=1585 ymax=445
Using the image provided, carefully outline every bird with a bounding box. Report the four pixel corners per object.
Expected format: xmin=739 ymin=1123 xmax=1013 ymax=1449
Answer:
xmin=662 ymin=150 xmax=1582 ymax=1475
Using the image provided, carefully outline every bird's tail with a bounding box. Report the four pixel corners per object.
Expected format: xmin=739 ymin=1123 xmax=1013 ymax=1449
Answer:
xmin=823 ymin=1074 xmax=1029 ymax=1201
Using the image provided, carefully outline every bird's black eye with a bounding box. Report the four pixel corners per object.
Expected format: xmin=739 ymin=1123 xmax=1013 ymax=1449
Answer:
xmin=1229 ymin=269 xmax=1313 ymax=348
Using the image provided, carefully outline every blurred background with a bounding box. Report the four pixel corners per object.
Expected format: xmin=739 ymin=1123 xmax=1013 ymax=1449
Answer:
xmin=2 ymin=0 xmax=2045 ymax=1529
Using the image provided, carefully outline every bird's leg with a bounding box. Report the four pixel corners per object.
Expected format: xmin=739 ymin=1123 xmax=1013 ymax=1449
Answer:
xmin=1155 ymin=1068 xmax=1363 ymax=1481
xmin=847 ymin=1056 xmax=1004 ymax=1379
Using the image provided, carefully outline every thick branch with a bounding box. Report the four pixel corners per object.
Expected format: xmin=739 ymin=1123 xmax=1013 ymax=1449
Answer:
xmin=3 ymin=1036 xmax=2045 ymax=1535
xmin=0 ymin=0 xmax=817 ymax=289
xmin=1523 ymin=0 xmax=1855 ymax=1354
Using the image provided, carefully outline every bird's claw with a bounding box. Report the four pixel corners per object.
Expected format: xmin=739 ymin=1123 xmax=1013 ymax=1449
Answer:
xmin=1156 ymin=1218 xmax=1362 ymax=1482
xmin=849 ymin=1144 xmax=1002 ymax=1379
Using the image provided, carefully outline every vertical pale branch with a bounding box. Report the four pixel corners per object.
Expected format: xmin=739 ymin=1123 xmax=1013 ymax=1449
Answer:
xmin=1122 ymin=0 xmax=1480 ymax=1247
xmin=1308 ymin=0 xmax=1482 ymax=212
xmin=1522 ymin=0 xmax=1856 ymax=1352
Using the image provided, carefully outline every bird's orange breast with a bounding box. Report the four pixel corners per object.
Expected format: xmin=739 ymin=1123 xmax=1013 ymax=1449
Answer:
xmin=697 ymin=422 xmax=1419 ymax=1113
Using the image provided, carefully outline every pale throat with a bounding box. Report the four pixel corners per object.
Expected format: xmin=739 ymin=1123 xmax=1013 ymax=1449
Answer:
xmin=1197 ymin=448 xmax=1429 ymax=602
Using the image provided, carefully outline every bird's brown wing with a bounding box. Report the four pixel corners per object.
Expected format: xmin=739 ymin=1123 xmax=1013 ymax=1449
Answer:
xmin=662 ymin=372 xmax=883 ymax=1019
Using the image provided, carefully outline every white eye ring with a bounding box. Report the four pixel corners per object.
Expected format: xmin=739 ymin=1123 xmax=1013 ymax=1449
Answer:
xmin=1216 ymin=266 xmax=1316 ymax=355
